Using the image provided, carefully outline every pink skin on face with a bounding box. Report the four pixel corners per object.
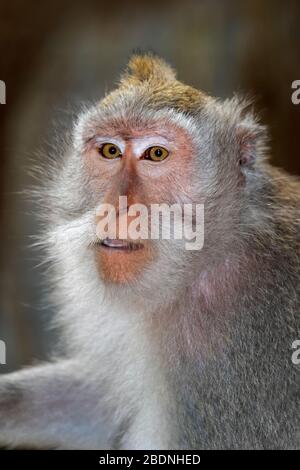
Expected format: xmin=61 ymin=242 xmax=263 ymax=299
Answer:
xmin=83 ymin=119 xmax=196 ymax=283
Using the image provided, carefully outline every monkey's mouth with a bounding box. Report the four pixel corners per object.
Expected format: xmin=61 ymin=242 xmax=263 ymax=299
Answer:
xmin=99 ymin=238 xmax=144 ymax=251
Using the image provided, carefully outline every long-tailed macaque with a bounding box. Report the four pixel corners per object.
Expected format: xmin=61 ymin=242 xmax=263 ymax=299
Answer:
xmin=0 ymin=54 xmax=299 ymax=449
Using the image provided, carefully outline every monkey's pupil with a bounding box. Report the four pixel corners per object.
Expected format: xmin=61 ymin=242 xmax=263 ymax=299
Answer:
xmin=155 ymin=149 xmax=162 ymax=157
xmin=109 ymin=146 xmax=117 ymax=154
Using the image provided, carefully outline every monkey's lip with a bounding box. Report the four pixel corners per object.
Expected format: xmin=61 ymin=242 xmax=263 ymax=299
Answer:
xmin=99 ymin=238 xmax=144 ymax=251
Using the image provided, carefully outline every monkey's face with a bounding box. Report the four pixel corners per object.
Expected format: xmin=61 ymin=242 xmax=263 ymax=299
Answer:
xmin=79 ymin=112 xmax=197 ymax=284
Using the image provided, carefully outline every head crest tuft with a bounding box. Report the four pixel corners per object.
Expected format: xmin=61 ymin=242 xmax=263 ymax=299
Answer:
xmin=124 ymin=53 xmax=176 ymax=83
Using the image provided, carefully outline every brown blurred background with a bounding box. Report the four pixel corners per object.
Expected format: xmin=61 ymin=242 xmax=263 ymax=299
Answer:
xmin=0 ymin=0 xmax=299 ymax=372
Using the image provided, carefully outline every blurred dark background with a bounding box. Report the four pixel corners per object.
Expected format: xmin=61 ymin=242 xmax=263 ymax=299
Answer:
xmin=0 ymin=0 xmax=300 ymax=372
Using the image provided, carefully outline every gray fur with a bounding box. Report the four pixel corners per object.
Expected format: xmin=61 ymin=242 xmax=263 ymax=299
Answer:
xmin=0 ymin=55 xmax=299 ymax=449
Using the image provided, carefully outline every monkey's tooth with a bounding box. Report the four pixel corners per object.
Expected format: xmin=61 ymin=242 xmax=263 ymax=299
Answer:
xmin=101 ymin=238 xmax=143 ymax=250
xmin=101 ymin=238 xmax=126 ymax=248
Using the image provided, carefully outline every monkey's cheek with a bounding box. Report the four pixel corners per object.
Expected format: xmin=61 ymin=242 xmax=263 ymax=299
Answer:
xmin=94 ymin=245 xmax=153 ymax=283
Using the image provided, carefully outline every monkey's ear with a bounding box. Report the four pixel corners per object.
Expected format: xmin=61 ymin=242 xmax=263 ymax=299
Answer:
xmin=237 ymin=127 xmax=263 ymax=168
xmin=236 ymin=110 xmax=268 ymax=169
xmin=122 ymin=53 xmax=176 ymax=84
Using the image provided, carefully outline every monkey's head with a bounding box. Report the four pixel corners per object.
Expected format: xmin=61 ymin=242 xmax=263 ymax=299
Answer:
xmin=46 ymin=54 xmax=267 ymax=300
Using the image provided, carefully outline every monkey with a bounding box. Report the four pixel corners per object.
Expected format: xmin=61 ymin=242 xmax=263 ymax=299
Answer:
xmin=0 ymin=53 xmax=299 ymax=450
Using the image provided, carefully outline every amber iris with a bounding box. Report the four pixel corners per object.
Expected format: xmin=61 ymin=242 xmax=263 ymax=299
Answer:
xmin=99 ymin=143 xmax=122 ymax=159
xmin=144 ymin=146 xmax=169 ymax=162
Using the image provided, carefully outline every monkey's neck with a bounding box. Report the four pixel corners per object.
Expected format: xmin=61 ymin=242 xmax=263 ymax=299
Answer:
xmin=151 ymin=250 xmax=254 ymax=361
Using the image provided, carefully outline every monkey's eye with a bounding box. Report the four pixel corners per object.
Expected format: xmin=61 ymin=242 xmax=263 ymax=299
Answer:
xmin=98 ymin=143 xmax=122 ymax=159
xmin=144 ymin=146 xmax=169 ymax=162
